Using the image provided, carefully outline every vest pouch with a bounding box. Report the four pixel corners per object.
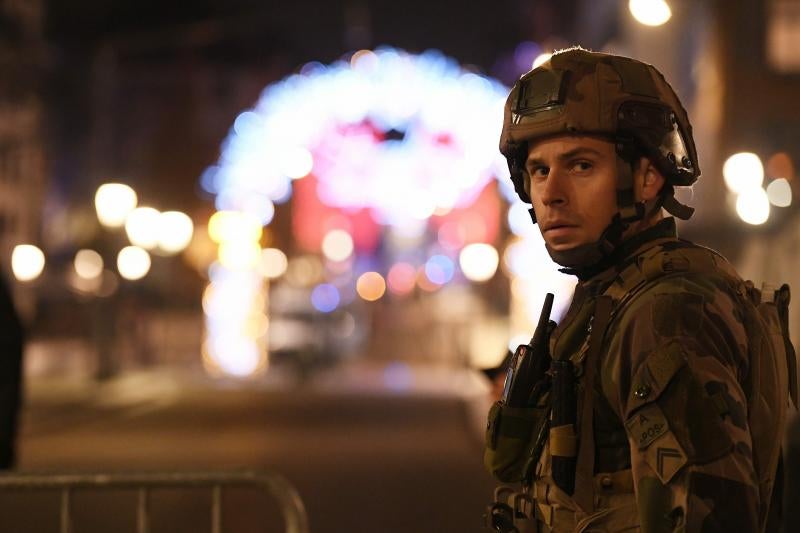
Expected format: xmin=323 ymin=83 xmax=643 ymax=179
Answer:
xmin=485 ymin=401 xmax=548 ymax=483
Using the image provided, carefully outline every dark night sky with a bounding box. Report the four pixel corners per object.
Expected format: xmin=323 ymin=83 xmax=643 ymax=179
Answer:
xmin=43 ymin=0 xmax=581 ymax=70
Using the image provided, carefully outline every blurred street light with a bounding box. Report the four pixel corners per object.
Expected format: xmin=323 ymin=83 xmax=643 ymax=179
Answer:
xmin=387 ymin=262 xmax=416 ymax=296
xmin=74 ymin=249 xmax=104 ymax=280
xmin=259 ymin=248 xmax=288 ymax=279
xmin=723 ymin=152 xmax=765 ymax=194
xmin=321 ymin=229 xmax=354 ymax=262
xmin=356 ymin=272 xmax=386 ymax=301
xmin=736 ymin=188 xmax=771 ymax=225
xmin=157 ymin=211 xmax=194 ymax=254
xmin=311 ymin=283 xmax=340 ymax=313
xmin=629 ymin=0 xmax=672 ymax=27
xmin=12 ymin=244 xmax=45 ymax=282
xmin=424 ymin=255 xmax=455 ymax=285
xmin=208 ymin=211 xmax=262 ymax=244
xmin=459 ymin=243 xmax=499 ymax=282
xmin=767 ymin=178 xmax=793 ymax=207
xmin=95 ymin=183 xmax=138 ymax=228
xmin=125 ymin=207 xmax=161 ymax=249
xmin=218 ymin=241 xmax=261 ymax=270
xmin=117 ymin=246 xmax=152 ymax=280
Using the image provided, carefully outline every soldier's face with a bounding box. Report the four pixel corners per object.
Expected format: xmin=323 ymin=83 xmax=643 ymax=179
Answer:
xmin=525 ymin=136 xmax=619 ymax=252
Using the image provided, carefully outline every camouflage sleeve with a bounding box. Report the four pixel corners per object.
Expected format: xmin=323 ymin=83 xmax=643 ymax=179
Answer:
xmin=601 ymin=274 xmax=759 ymax=532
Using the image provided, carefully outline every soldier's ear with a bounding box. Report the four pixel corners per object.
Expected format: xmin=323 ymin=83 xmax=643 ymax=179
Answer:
xmin=638 ymin=158 xmax=665 ymax=201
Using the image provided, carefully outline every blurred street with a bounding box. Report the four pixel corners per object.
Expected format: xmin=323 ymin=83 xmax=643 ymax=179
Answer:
xmin=9 ymin=361 xmax=497 ymax=532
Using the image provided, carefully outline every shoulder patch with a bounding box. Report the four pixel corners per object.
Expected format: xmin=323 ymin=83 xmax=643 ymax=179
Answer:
xmin=649 ymin=438 xmax=688 ymax=484
xmin=625 ymin=402 xmax=669 ymax=449
xmin=625 ymin=403 xmax=689 ymax=484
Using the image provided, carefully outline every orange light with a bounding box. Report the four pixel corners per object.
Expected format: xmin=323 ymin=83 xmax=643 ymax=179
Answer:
xmin=356 ymin=272 xmax=386 ymax=301
xmin=416 ymin=266 xmax=440 ymax=292
xmin=766 ymin=152 xmax=795 ymax=181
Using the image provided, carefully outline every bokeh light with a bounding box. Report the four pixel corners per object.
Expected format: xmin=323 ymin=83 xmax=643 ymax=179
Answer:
xmin=424 ymin=255 xmax=455 ymax=285
xmin=203 ymin=268 xmax=268 ymax=378
xmin=95 ymin=183 xmax=137 ymax=228
xmin=766 ymin=178 xmax=792 ymax=207
xmin=459 ymin=243 xmax=499 ymax=282
xmin=437 ymin=222 xmax=465 ymax=251
xmin=208 ymin=211 xmax=262 ymax=244
xmin=285 ymin=255 xmax=324 ymax=287
xmin=723 ymin=152 xmax=764 ymax=194
xmin=387 ymin=262 xmax=417 ymax=296
xmin=210 ymin=47 xmax=509 ymax=234
xmin=507 ymin=202 xmax=536 ymax=237
xmin=157 ymin=211 xmax=194 ymax=254
xmin=766 ymin=152 xmax=795 ymax=182
xmin=736 ymin=188 xmax=770 ymax=225
xmin=218 ymin=241 xmax=261 ymax=270
xmin=11 ymin=244 xmax=45 ymax=282
xmin=281 ymin=147 xmax=314 ymax=179
xmin=321 ymin=229 xmax=354 ymax=262
xmin=259 ymin=248 xmax=288 ymax=279
xmin=311 ymin=283 xmax=340 ymax=313
xmin=350 ymin=49 xmax=379 ymax=71
xmin=74 ymin=249 xmax=104 ymax=280
xmin=356 ymin=272 xmax=386 ymax=301
xmin=416 ymin=266 xmax=441 ymax=292
xmin=125 ymin=207 xmax=161 ymax=250
xmin=629 ymin=0 xmax=672 ymax=26
xmin=117 ymin=246 xmax=152 ymax=280
xmin=203 ymin=47 xmax=515 ymax=377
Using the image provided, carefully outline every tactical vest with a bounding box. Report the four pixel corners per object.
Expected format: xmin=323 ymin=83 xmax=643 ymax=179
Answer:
xmin=486 ymin=239 xmax=796 ymax=532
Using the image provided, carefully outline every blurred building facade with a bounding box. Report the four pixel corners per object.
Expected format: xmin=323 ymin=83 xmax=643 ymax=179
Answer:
xmin=24 ymin=1 xmax=800 ymax=377
xmin=713 ymin=0 xmax=800 ymax=344
xmin=0 ymin=0 xmax=47 ymax=316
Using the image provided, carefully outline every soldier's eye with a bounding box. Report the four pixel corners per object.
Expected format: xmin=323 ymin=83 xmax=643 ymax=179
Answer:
xmin=530 ymin=166 xmax=549 ymax=179
xmin=571 ymin=160 xmax=593 ymax=172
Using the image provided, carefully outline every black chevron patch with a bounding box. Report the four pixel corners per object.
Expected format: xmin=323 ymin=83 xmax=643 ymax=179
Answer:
xmin=656 ymin=447 xmax=683 ymax=476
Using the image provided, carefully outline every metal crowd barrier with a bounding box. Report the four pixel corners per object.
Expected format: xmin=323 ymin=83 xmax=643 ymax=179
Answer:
xmin=0 ymin=470 xmax=309 ymax=533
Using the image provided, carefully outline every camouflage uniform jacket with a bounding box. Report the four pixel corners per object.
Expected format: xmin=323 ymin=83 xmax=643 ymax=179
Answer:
xmin=531 ymin=218 xmax=767 ymax=532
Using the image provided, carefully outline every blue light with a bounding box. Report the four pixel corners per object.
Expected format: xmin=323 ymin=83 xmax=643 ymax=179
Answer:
xmin=200 ymin=166 xmax=220 ymax=194
xmin=425 ymin=254 xmax=455 ymax=285
xmin=311 ymin=284 xmax=340 ymax=313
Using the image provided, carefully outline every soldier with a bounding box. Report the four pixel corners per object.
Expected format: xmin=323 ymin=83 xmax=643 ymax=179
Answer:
xmin=484 ymin=48 xmax=794 ymax=532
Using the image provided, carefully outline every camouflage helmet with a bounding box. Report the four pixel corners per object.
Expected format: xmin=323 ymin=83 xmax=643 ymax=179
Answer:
xmin=500 ymin=48 xmax=699 ymax=220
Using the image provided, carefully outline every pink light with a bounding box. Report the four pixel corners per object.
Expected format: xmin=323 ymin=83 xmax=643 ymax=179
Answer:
xmin=387 ymin=263 xmax=417 ymax=296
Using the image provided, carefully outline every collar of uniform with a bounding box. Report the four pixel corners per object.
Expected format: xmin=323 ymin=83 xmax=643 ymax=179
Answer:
xmin=578 ymin=217 xmax=678 ymax=290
